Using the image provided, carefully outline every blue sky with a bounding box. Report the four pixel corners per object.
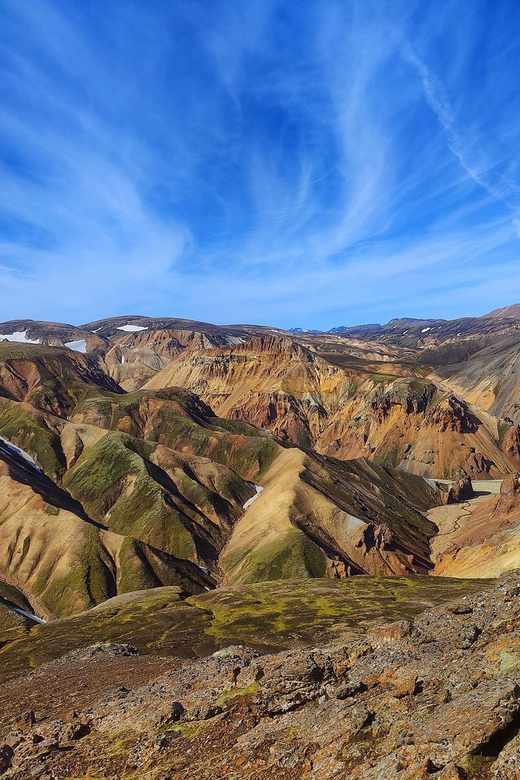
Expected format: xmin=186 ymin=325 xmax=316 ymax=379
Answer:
xmin=1 ymin=0 xmax=520 ymax=329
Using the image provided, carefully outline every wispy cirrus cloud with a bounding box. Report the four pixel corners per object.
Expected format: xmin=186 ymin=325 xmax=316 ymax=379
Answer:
xmin=0 ymin=0 xmax=519 ymax=327
xmin=403 ymin=42 xmax=520 ymax=230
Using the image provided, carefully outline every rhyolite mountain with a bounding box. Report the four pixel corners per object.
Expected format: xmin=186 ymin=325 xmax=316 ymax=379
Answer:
xmin=3 ymin=309 xmax=517 ymax=479
xmin=0 ymin=339 xmax=448 ymax=621
xmin=0 ymin=306 xmax=519 ymax=623
xmin=1 ymin=308 xmax=520 ymax=777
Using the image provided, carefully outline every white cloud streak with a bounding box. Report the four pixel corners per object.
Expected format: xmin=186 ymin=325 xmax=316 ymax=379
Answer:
xmin=0 ymin=0 xmax=518 ymax=326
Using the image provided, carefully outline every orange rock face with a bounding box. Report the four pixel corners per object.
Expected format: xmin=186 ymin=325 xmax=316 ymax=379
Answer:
xmin=144 ymin=335 xmax=511 ymax=479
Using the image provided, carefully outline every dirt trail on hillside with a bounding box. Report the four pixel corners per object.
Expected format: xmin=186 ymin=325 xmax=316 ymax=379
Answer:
xmin=429 ymin=480 xmax=502 ymax=575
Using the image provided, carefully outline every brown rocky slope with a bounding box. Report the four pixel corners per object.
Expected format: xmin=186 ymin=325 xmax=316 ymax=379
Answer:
xmin=431 ymin=474 xmax=520 ymax=579
xmin=1 ymin=574 xmax=520 ymax=778
xmin=3 ymin=314 xmax=520 ymax=479
xmin=145 ymin=335 xmax=512 ymax=478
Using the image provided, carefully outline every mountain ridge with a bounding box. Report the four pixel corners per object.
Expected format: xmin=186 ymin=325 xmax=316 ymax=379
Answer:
xmin=0 ymin=307 xmax=520 ymax=610
xmin=1 ymin=306 xmax=520 ymax=777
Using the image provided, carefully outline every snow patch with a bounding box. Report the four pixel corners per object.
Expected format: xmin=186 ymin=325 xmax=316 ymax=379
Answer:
xmin=343 ymin=514 xmax=368 ymax=533
xmin=0 ymin=330 xmax=39 ymax=344
xmin=0 ymin=437 xmax=42 ymax=472
xmin=198 ymin=565 xmax=210 ymax=574
xmin=10 ymin=605 xmax=46 ymax=625
xmin=243 ymin=484 xmax=264 ymax=510
xmin=226 ymin=336 xmax=246 ymax=345
xmin=65 ymin=339 xmax=87 ymax=353
xmin=303 ymin=391 xmax=320 ymax=408
xmin=117 ymin=325 xmax=148 ymax=332
xmin=421 ymin=327 xmax=431 ymax=333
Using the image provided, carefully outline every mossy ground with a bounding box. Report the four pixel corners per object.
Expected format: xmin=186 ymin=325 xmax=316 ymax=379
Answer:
xmin=0 ymin=604 xmax=29 ymax=632
xmin=0 ymin=582 xmax=36 ymax=631
xmin=0 ymin=576 xmax=491 ymax=684
xmin=370 ymin=374 xmax=394 ymax=385
xmin=0 ymin=587 xmax=214 ymax=683
xmin=189 ymin=575 xmax=492 ymax=649
xmin=74 ymin=388 xmax=281 ymax=482
xmin=306 ymin=454 xmax=439 ymax=564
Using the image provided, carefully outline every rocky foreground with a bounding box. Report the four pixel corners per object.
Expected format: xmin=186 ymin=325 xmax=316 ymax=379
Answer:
xmin=2 ymin=575 xmax=520 ymax=778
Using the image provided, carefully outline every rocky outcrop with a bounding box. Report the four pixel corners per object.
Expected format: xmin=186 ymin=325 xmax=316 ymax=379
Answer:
xmin=357 ymin=522 xmax=395 ymax=552
xmin=371 ymin=381 xmax=435 ymax=420
xmin=425 ymin=396 xmax=478 ymax=434
xmin=503 ymin=425 xmax=520 ymax=467
xmin=145 ymin=334 xmax=350 ymax=450
xmin=2 ymin=575 xmax=520 ymax=778
xmin=431 ymin=474 xmax=520 ymax=579
xmin=466 ymin=450 xmax=493 ymax=478
xmin=145 ymin=339 xmax=510 ymax=479
xmin=0 ymin=348 xmax=446 ymax=611
xmin=434 ymin=336 xmax=520 ymax=425
xmin=227 ymin=391 xmax=328 ymax=447
xmin=496 ymin=473 xmax=520 ymax=515
xmin=3 ymin=315 xmax=519 ymax=480
xmin=443 ymin=474 xmax=475 ymax=504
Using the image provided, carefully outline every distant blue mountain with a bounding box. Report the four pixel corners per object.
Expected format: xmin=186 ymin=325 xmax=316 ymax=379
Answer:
xmin=288 ymin=327 xmax=324 ymax=334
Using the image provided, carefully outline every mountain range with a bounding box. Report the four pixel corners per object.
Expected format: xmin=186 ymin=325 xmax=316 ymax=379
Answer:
xmin=1 ymin=306 xmax=520 ymax=777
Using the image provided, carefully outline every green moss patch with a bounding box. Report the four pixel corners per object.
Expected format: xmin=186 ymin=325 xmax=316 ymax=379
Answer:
xmin=222 ymin=527 xmax=327 ymax=584
xmin=0 ymin=576 xmax=492 ymax=685
xmin=188 ymin=575 xmax=492 ymax=651
xmin=0 ymin=401 xmax=66 ymax=478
